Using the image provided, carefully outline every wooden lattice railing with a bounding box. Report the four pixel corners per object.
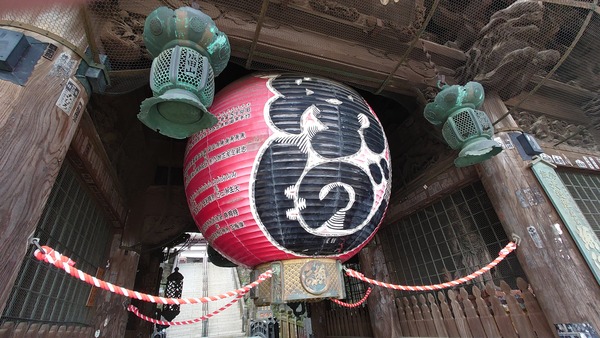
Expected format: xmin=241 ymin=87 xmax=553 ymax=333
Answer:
xmin=0 ymin=322 xmax=93 ymax=337
xmin=396 ymin=278 xmax=554 ymax=337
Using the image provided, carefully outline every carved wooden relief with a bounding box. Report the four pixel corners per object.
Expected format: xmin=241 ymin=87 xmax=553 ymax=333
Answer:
xmin=456 ymin=1 xmax=560 ymax=100
xmin=513 ymin=110 xmax=599 ymax=151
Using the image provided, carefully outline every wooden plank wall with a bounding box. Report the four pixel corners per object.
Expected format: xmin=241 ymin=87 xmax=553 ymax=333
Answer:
xmin=0 ymin=28 xmax=88 ymax=313
xmin=395 ymin=278 xmax=554 ymax=338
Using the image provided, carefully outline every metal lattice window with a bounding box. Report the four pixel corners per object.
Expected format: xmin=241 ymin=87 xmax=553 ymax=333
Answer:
xmin=378 ymin=181 xmax=525 ymax=296
xmin=330 ymin=263 xmax=368 ymax=309
xmin=1 ymin=161 xmax=112 ymax=326
xmin=558 ymin=171 xmax=600 ymax=240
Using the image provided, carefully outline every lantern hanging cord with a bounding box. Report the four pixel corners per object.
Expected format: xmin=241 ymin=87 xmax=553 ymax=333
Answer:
xmin=330 ymin=287 xmax=372 ymax=308
xmin=127 ymin=292 xmax=245 ymax=326
xmin=31 ymin=242 xmax=272 ymax=305
xmin=344 ymin=242 xmax=517 ymax=292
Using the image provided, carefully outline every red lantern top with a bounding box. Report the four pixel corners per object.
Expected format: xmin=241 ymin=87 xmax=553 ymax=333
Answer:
xmin=184 ymin=74 xmax=391 ymax=268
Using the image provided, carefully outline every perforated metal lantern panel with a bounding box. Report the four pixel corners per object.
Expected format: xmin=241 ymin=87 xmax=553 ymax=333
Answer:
xmin=137 ymin=6 xmax=229 ymax=139
xmin=150 ymin=46 xmax=215 ymax=105
xmin=442 ymin=108 xmax=493 ymax=148
xmin=425 ymin=82 xmax=501 ymax=167
xmin=138 ymin=45 xmax=217 ymax=139
xmin=442 ymin=108 xmax=502 ymax=167
xmin=143 ymin=6 xmax=230 ymax=76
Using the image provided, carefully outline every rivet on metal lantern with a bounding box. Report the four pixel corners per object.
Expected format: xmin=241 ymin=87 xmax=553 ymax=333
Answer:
xmin=138 ymin=6 xmax=230 ymax=139
xmin=184 ymin=73 xmax=391 ymax=304
xmin=424 ymin=82 xmax=502 ymax=167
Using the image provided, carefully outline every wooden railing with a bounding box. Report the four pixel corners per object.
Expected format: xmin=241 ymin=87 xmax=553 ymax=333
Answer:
xmin=323 ymin=306 xmax=373 ymax=338
xmin=0 ymin=321 xmax=93 ymax=337
xmin=396 ymin=278 xmax=554 ymax=337
xmin=278 ymin=311 xmax=308 ymax=338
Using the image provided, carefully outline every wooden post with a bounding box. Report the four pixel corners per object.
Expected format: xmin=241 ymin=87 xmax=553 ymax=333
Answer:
xmin=0 ymin=24 xmax=89 ymax=313
xmin=477 ymin=91 xmax=600 ymax=333
xmin=358 ymin=238 xmax=403 ymax=338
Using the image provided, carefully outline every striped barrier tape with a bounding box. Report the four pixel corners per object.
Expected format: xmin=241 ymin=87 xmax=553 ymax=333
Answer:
xmin=344 ymin=242 xmax=517 ymax=292
xmin=32 ymin=244 xmax=272 ymax=305
xmin=330 ymin=287 xmax=372 ymax=308
xmin=127 ymin=292 xmax=245 ymax=326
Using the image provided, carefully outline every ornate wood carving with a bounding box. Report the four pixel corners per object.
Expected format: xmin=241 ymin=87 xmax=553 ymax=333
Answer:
xmin=583 ymin=94 xmax=600 ymax=127
xmin=431 ymin=0 xmax=517 ymax=50
xmin=513 ymin=110 xmax=599 ymax=150
xmin=456 ymin=1 xmax=560 ymax=100
xmin=308 ymin=0 xmax=360 ymax=22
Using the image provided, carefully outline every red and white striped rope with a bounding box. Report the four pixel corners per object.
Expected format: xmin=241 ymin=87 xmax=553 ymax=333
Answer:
xmin=33 ymin=245 xmax=272 ymax=305
xmin=345 ymin=242 xmax=517 ymax=292
xmin=330 ymin=287 xmax=372 ymax=308
xmin=127 ymin=292 xmax=245 ymax=326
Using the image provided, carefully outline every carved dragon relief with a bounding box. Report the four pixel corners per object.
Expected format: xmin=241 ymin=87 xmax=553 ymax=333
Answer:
xmin=455 ymin=1 xmax=560 ymax=101
xmin=513 ymin=110 xmax=599 ymax=151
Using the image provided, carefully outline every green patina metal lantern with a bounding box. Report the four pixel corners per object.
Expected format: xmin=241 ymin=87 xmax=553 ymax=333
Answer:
xmin=424 ymin=82 xmax=502 ymax=167
xmin=139 ymin=6 xmax=230 ymax=139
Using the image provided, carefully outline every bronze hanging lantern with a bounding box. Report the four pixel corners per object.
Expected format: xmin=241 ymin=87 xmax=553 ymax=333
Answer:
xmin=424 ymin=81 xmax=502 ymax=167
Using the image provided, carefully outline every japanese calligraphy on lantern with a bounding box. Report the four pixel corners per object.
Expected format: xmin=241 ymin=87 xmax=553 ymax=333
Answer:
xmin=184 ymin=74 xmax=391 ymax=267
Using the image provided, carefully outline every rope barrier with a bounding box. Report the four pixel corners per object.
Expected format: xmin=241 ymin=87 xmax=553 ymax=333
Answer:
xmin=330 ymin=287 xmax=372 ymax=308
xmin=127 ymin=292 xmax=245 ymax=326
xmin=32 ymin=244 xmax=272 ymax=305
xmin=345 ymin=242 xmax=517 ymax=292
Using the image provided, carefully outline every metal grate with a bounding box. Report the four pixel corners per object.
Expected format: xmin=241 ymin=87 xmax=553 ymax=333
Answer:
xmin=1 ymin=161 xmax=112 ymax=327
xmin=378 ymin=181 xmax=525 ymax=296
xmin=330 ymin=263 xmax=368 ymax=309
xmin=558 ymin=171 xmax=600 ymax=240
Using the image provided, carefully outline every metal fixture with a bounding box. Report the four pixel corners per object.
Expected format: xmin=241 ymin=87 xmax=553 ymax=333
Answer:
xmin=157 ymin=267 xmax=184 ymax=330
xmin=139 ymin=6 xmax=230 ymax=139
xmin=424 ymin=81 xmax=502 ymax=167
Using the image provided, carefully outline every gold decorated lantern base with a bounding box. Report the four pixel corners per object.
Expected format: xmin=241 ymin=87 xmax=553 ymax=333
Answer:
xmin=251 ymin=258 xmax=346 ymax=306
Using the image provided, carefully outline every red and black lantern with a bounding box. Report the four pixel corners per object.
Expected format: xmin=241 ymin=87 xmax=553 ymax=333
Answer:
xmin=184 ymin=73 xmax=391 ymax=272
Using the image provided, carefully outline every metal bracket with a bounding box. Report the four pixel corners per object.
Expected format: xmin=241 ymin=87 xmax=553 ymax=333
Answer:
xmin=511 ymin=233 xmax=522 ymax=246
xmin=75 ymin=52 xmax=111 ymax=94
xmin=29 ymin=237 xmax=45 ymax=254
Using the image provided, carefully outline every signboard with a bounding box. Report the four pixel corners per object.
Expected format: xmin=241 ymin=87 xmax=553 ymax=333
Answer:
xmin=530 ymin=157 xmax=600 ymax=284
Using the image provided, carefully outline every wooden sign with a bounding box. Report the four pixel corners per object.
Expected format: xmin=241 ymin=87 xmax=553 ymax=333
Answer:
xmin=530 ymin=157 xmax=600 ymax=284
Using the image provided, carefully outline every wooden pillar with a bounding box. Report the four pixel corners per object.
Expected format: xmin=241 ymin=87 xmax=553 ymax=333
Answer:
xmin=0 ymin=25 xmax=89 ymax=312
xmin=359 ymin=237 xmax=403 ymax=338
xmin=477 ymin=91 xmax=600 ymax=333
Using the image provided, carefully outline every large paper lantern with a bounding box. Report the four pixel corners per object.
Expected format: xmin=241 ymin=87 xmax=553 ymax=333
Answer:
xmin=184 ymin=74 xmax=391 ymax=271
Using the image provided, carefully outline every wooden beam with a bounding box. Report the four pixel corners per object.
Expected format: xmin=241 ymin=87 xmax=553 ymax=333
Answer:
xmin=478 ymin=91 xmax=600 ymax=333
xmin=0 ymin=28 xmax=89 ymax=313
xmin=386 ymin=157 xmax=478 ymax=224
xmin=539 ymin=140 xmax=600 ymax=172
xmin=67 ymin=111 xmax=128 ymax=227
xmin=505 ymin=92 xmax=589 ymax=125
xmin=203 ymin=1 xmax=463 ymax=93
xmin=541 ymin=0 xmax=600 ymax=15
